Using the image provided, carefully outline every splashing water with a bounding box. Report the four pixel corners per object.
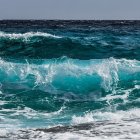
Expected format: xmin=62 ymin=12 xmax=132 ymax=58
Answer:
xmin=0 ymin=20 xmax=140 ymax=139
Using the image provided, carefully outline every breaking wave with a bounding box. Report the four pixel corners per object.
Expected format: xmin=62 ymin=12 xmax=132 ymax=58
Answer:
xmin=0 ymin=57 xmax=139 ymax=94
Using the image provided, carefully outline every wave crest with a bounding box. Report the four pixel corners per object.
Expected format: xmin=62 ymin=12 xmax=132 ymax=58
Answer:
xmin=0 ymin=31 xmax=61 ymax=40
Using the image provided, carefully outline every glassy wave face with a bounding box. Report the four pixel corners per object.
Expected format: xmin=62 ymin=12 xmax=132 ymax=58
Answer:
xmin=0 ymin=20 xmax=140 ymax=139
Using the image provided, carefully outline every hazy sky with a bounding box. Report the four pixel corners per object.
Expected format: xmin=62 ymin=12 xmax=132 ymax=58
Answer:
xmin=0 ymin=0 xmax=140 ymax=20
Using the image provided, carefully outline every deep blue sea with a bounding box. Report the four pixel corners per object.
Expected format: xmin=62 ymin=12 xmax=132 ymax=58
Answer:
xmin=0 ymin=20 xmax=140 ymax=139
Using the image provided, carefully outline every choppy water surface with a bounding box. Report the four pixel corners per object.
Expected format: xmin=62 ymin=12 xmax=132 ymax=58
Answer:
xmin=0 ymin=20 xmax=140 ymax=139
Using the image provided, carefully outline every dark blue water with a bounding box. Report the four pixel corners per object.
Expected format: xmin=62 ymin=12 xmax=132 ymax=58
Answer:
xmin=0 ymin=20 xmax=140 ymax=139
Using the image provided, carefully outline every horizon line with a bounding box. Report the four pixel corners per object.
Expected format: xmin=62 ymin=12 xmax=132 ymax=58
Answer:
xmin=0 ymin=19 xmax=140 ymax=21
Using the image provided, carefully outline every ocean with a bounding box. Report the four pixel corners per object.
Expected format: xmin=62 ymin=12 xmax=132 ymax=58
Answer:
xmin=0 ymin=20 xmax=140 ymax=140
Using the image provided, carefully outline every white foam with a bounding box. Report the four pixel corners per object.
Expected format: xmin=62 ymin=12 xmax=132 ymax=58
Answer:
xmin=1 ymin=122 xmax=140 ymax=140
xmin=0 ymin=129 xmax=103 ymax=140
xmin=70 ymin=109 xmax=140 ymax=139
xmin=0 ymin=108 xmax=140 ymax=140
xmin=0 ymin=31 xmax=61 ymax=40
xmin=71 ymin=108 xmax=140 ymax=125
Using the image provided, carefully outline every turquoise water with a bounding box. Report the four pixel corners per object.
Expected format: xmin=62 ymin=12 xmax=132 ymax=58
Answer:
xmin=0 ymin=20 xmax=140 ymax=139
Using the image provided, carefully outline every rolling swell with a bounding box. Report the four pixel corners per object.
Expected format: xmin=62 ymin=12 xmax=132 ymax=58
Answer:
xmin=0 ymin=31 xmax=139 ymax=60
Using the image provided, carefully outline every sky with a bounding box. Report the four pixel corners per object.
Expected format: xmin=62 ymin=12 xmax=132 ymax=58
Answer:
xmin=0 ymin=0 xmax=140 ymax=20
